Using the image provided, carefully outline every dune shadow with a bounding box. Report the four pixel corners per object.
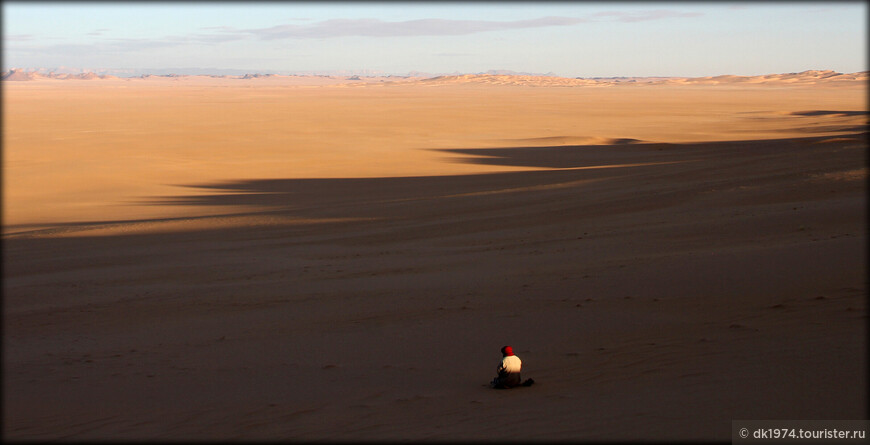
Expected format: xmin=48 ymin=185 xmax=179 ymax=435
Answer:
xmin=5 ymin=167 xmax=636 ymax=239
xmin=140 ymin=141 xmax=718 ymax=213
xmin=790 ymin=110 xmax=869 ymax=117
xmin=430 ymin=142 xmax=684 ymax=169
xmin=127 ymin=132 xmax=870 ymax=213
xmin=6 ymin=132 xmax=865 ymax=239
xmin=142 ymin=169 xmax=621 ymax=212
xmin=141 ymin=133 xmax=862 ymax=211
xmin=786 ymin=124 xmax=869 ymax=134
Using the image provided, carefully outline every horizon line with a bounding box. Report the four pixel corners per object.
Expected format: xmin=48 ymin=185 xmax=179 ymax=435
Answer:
xmin=3 ymin=66 xmax=866 ymax=80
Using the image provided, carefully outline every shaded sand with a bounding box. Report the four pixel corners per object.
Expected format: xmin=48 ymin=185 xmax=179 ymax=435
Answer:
xmin=2 ymin=74 xmax=867 ymax=441
xmin=3 ymin=72 xmax=867 ymax=234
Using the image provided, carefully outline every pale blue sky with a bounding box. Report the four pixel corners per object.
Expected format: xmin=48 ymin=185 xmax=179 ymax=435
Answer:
xmin=3 ymin=1 xmax=866 ymax=77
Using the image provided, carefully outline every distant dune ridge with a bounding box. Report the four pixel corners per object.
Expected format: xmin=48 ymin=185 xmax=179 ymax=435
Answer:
xmin=420 ymin=70 xmax=869 ymax=86
xmin=2 ymin=67 xmax=867 ymax=86
xmin=1 ymin=69 xmax=119 ymax=81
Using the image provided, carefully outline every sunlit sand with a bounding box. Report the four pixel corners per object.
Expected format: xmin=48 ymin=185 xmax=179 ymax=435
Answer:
xmin=3 ymin=71 xmax=866 ymax=440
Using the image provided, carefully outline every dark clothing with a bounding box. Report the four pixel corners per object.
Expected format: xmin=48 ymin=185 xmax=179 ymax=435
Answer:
xmin=491 ymin=371 xmax=522 ymax=389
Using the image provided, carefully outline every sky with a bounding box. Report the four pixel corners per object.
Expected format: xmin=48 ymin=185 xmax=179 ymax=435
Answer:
xmin=2 ymin=1 xmax=867 ymax=77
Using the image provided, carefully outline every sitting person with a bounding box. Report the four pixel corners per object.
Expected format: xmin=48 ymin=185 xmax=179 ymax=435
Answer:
xmin=491 ymin=345 xmax=522 ymax=389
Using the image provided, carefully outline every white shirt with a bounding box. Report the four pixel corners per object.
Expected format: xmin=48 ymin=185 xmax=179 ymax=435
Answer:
xmin=498 ymin=355 xmax=522 ymax=374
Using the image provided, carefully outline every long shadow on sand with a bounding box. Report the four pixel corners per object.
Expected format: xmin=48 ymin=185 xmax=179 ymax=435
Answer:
xmin=140 ymin=132 xmax=865 ymax=210
xmin=4 ymin=132 xmax=866 ymax=440
xmin=126 ymin=139 xmax=711 ymax=219
xmin=4 ymin=132 xmax=865 ymax=239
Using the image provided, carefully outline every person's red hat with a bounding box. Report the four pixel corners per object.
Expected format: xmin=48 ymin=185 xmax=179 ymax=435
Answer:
xmin=501 ymin=346 xmax=514 ymax=356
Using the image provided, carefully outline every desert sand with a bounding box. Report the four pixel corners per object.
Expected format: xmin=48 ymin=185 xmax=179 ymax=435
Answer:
xmin=2 ymin=71 xmax=867 ymax=441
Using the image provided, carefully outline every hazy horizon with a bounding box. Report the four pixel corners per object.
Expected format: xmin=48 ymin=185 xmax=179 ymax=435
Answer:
xmin=3 ymin=65 xmax=867 ymax=80
xmin=3 ymin=1 xmax=867 ymax=78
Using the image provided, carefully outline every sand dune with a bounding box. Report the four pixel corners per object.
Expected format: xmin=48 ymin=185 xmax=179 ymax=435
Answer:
xmin=667 ymin=70 xmax=869 ymax=86
xmin=4 ymin=68 xmax=867 ymax=88
xmin=2 ymin=73 xmax=866 ymax=440
xmin=418 ymin=74 xmax=610 ymax=87
xmin=1 ymin=69 xmax=415 ymax=86
xmin=416 ymin=71 xmax=867 ymax=87
xmin=2 ymin=69 xmax=119 ymax=81
xmin=4 ymin=73 xmax=866 ymax=233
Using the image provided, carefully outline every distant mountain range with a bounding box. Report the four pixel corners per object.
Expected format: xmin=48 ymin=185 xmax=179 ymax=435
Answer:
xmin=2 ymin=70 xmax=121 ymax=81
xmin=1 ymin=67 xmax=561 ymax=80
xmin=4 ymin=68 xmax=866 ymax=86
